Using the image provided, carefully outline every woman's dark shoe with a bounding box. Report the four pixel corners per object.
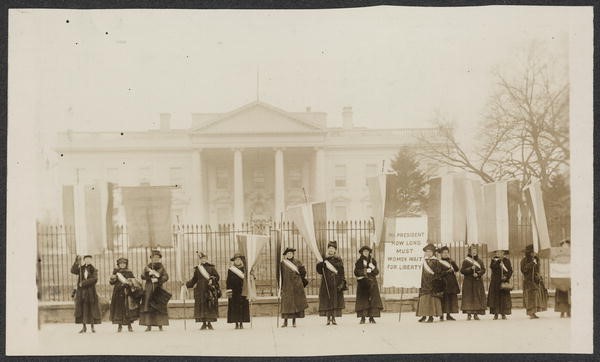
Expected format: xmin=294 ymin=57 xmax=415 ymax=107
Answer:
xmin=145 ymin=326 xmax=151 ymax=332
xmin=331 ymin=318 xmax=337 ymax=325
xmin=467 ymin=314 xmax=472 ymax=320
xmin=117 ymin=324 xmax=123 ymax=332
xmin=501 ymin=314 xmax=507 ymax=320
xmin=78 ymin=325 xmax=87 ymax=334
xmin=127 ymin=324 xmax=134 ymax=332
xmin=360 ymin=317 xmax=366 ymax=324
xmin=368 ymin=317 xmax=376 ymax=324
xmin=281 ymin=319 xmax=288 ymax=328
xmin=473 ymin=314 xmax=480 ymax=321
xmin=200 ymin=322 xmax=207 ymax=330
xmin=90 ymin=324 xmax=95 ymax=333
xmin=530 ymin=314 xmax=539 ymax=319
xmin=207 ymin=322 xmax=214 ymax=330
xmin=418 ymin=316 xmax=426 ymax=323
xmin=493 ymin=314 xmax=498 ymax=320
xmin=426 ymin=316 xmax=434 ymax=323
xmin=158 ymin=326 xmax=163 ymax=331
xmin=446 ymin=314 xmax=455 ymax=321
xmin=439 ymin=315 xmax=444 ymax=321
xmin=239 ymin=323 xmax=244 ymax=329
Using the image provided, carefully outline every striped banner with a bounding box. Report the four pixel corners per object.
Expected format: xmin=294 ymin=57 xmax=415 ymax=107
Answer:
xmin=286 ymin=203 xmax=323 ymax=262
xmin=524 ymin=178 xmax=551 ymax=252
xmin=482 ymin=181 xmax=509 ymax=251
xmin=367 ymin=175 xmax=387 ymax=245
xmin=427 ymin=174 xmax=468 ymax=243
xmin=465 ymin=178 xmax=485 ymax=244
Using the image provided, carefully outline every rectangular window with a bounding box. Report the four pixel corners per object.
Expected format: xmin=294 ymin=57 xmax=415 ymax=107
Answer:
xmin=334 ymin=165 xmax=346 ymax=188
xmin=288 ymin=167 xmax=302 ymax=188
xmin=169 ymin=167 xmax=184 ymax=189
xmin=365 ymin=163 xmax=377 ymax=186
xmin=216 ymin=167 xmax=229 ymax=190
xmin=253 ymin=168 xmax=265 ymax=189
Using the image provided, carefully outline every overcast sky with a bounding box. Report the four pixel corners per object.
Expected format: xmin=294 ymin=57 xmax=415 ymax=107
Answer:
xmin=10 ymin=6 xmax=570 ymax=150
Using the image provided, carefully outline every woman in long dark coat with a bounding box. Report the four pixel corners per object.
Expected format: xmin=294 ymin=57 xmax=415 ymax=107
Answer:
xmin=460 ymin=244 xmax=486 ymax=320
xmin=316 ymin=241 xmax=347 ymax=325
xmin=521 ymin=244 xmax=548 ymax=319
xmin=109 ymin=257 xmax=138 ymax=332
xmin=354 ymin=245 xmax=384 ymax=324
xmin=280 ymin=247 xmax=308 ymax=327
xmin=438 ymin=245 xmax=460 ymax=321
xmin=226 ymin=253 xmax=250 ymax=329
xmin=70 ymin=255 xmax=102 ymax=333
xmin=417 ymin=244 xmax=443 ymax=323
xmin=186 ymin=251 xmax=220 ymax=330
xmin=139 ymin=250 xmax=170 ymax=331
xmin=487 ymin=250 xmax=513 ymax=319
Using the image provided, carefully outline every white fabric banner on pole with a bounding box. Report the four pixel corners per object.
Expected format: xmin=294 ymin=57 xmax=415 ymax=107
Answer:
xmin=286 ymin=203 xmax=323 ymax=262
xmin=367 ymin=175 xmax=386 ymax=246
xmin=382 ymin=216 xmax=428 ymax=288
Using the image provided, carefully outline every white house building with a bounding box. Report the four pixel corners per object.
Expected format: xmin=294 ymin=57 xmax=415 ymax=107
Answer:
xmin=53 ymin=101 xmax=447 ymax=226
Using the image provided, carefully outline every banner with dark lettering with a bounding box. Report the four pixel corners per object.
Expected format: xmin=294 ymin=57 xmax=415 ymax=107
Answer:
xmin=382 ymin=216 xmax=428 ymax=288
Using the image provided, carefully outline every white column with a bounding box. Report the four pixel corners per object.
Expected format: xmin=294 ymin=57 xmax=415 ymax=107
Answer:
xmin=190 ymin=149 xmax=204 ymax=224
xmin=233 ymin=148 xmax=244 ymax=226
xmin=274 ymin=148 xmax=285 ymax=218
xmin=313 ymin=147 xmax=326 ymax=201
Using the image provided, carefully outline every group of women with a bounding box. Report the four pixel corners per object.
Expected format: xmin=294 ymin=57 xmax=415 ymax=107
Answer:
xmin=416 ymin=241 xmax=570 ymax=323
xmin=69 ymin=239 xmax=570 ymax=333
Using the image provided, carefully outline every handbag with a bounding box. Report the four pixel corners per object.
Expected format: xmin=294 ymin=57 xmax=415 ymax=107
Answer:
xmin=500 ymin=281 xmax=513 ymax=291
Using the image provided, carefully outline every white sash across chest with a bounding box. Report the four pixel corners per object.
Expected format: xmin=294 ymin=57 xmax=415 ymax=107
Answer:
xmin=198 ymin=264 xmax=211 ymax=280
xmin=500 ymin=259 xmax=509 ymax=273
xmin=438 ymin=259 xmax=453 ymax=270
xmin=229 ymin=266 xmax=245 ymax=279
xmin=282 ymin=259 xmax=300 ymax=274
xmin=423 ymin=257 xmax=436 ymax=275
xmin=324 ymin=260 xmax=338 ymax=274
xmin=464 ymin=257 xmax=481 ymax=269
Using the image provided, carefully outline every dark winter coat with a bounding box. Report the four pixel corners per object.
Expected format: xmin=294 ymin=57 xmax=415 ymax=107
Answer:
xmin=354 ymin=255 xmax=383 ymax=317
xmin=460 ymin=255 xmax=487 ymax=314
xmin=226 ymin=267 xmax=250 ymax=323
xmin=487 ymin=257 xmax=513 ymax=315
xmin=316 ymin=255 xmax=346 ymax=317
xmin=280 ymin=258 xmax=308 ymax=318
xmin=521 ymin=255 xmax=548 ymax=314
xmin=109 ymin=268 xmax=139 ymax=324
xmin=139 ymin=262 xmax=170 ymax=326
xmin=439 ymin=257 xmax=460 ymax=295
xmin=70 ymin=261 xmax=102 ymax=324
xmin=186 ymin=263 xmax=220 ymax=322
xmin=419 ymin=257 xmax=444 ymax=295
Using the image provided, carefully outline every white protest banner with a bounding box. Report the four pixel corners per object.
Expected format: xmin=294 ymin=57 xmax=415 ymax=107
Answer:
xmin=383 ymin=216 xmax=428 ymax=288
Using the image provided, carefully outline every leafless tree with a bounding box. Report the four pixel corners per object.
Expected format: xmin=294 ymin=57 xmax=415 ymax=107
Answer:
xmin=418 ymin=41 xmax=569 ymax=194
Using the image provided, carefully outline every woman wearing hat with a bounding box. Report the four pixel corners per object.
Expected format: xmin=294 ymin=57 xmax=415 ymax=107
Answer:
xmin=316 ymin=241 xmax=347 ymax=325
xmin=437 ymin=245 xmax=460 ymax=321
xmin=226 ymin=253 xmax=250 ymax=329
xmin=487 ymin=250 xmax=513 ymax=320
xmin=70 ymin=255 xmax=102 ymax=333
xmin=555 ymin=239 xmax=571 ymax=318
xmin=416 ymin=243 xmax=443 ymax=323
xmin=354 ymin=245 xmax=383 ymax=324
xmin=280 ymin=247 xmax=309 ymax=327
xmin=186 ymin=251 xmax=221 ymax=330
xmin=460 ymin=244 xmax=486 ymax=320
xmin=109 ymin=257 xmax=138 ymax=332
xmin=140 ymin=250 xmax=170 ymax=331
xmin=521 ymin=244 xmax=548 ymax=319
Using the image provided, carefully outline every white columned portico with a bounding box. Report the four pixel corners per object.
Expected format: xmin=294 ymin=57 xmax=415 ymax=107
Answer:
xmin=233 ymin=148 xmax=244 ymax=226
xmin=313 ymin=147 xmax=326 ymax=202
xmin=274 ymin=148 xmax=285 ymax=218
xmin=190 ymin=149 xmax=204 ymax=223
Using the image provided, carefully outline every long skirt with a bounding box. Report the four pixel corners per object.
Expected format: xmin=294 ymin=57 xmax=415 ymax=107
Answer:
xmin=139 ymin=311 xmax=169 ymax=326
xmin=523 ymin=286 xmax=548 ymax=315
xmin=441 ymin=293 xmax=459 ymax=314
xmin=75 ymin=301 xmax=102 ymax=324
xmin=416 ymin=294 xmax=442 ymax=317
xmin=555 ymin=289 xmax=571 ymax=313
xmin=282 ymin=310 xmax=305 ymax=319
xmin=227 ymin=296 xmax=250 ymax=323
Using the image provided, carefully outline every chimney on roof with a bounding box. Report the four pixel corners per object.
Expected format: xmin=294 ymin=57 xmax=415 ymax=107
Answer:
xmin=159 ymin=113 xmax=171 ymax=131
xmin=342 ymin=106 xmax=353 ymax=129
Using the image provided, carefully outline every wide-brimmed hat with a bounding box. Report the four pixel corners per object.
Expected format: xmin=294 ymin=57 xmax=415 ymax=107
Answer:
xmin=358 ymin=245 xmax=372 ymax=254
xmin=327 ymin=241 xmax=338 ymax=249
xmin=467 ymin=244 xmax=479 ymax=253
xmin=437 ymin=245 xmax=449 ymax=253
xmin=116 ymin=257 xmax=128 ymax=265
xmin=283 ymin=247 xmax=296 ymax=255
xmin=196 ymin=251 xmax=207 ymax=258
xmin=150 ymin=250 xmax=162 ymax=258
xmin=230 ymin=252 xmax=245 ymax=261
xmin=83 ymin=255 xmax=93 ymax=259
xmin=422 ymin=243 xmax=437 ymax=252
xmin=523 ymin=244 xmax=534 ymax=253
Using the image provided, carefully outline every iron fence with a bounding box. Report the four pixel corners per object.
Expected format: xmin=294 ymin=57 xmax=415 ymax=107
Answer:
xmin=37 ymin=220 xmax=557 ymax=303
